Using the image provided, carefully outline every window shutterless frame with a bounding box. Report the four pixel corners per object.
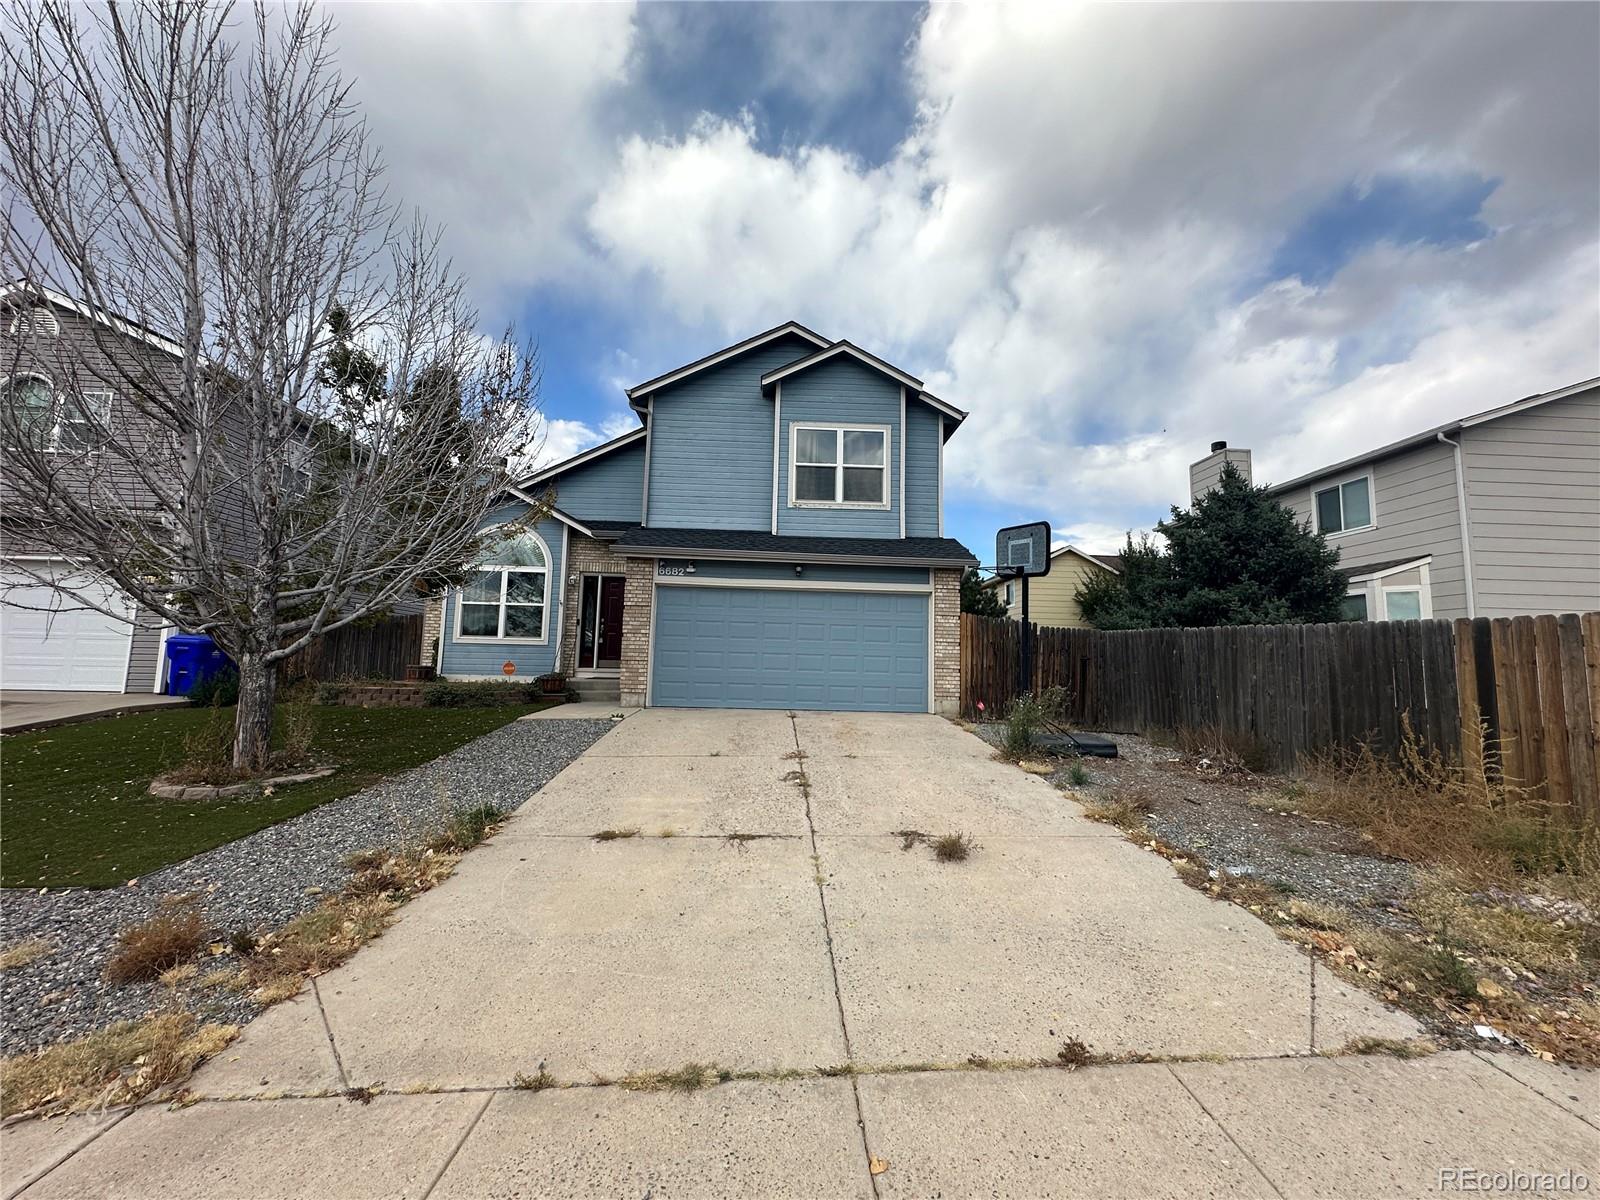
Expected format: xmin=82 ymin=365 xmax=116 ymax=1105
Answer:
xmin=787 ymin=422 xmax=891 ymax=509
xmin=2 ymin=373 xmax=108 ymax=453
xmin=450 ymin=526 xmax=552 ymax=645
xmin=1312 ymin=472 xmax=1375 ymax=536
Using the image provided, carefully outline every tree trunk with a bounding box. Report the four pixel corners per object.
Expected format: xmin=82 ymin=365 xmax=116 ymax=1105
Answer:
xmin=233 ymin=654 xmax=277 ymax=772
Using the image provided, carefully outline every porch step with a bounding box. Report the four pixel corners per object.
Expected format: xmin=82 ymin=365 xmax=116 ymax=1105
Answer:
xmin=569 ymin=676 xmax=621 ymax=703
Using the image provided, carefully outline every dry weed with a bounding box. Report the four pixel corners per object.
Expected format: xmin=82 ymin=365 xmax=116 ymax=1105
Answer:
xmin=104 ymin=899 xmax=208 ymax=985
xmin=0 ymin=1012 xmax=237 ymax=1118
xmin=0 ymin=938 xmax=52 ymax=971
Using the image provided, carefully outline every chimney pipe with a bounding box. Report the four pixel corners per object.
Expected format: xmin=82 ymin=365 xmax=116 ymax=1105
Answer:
xmin=1210 ymin=440 xmax=1227 ymax=453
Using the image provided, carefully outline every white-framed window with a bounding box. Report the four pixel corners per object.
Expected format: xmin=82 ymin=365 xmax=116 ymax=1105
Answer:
xmin=789 ymin=422 xmax=889 ymax=508
xmin=452 ymin=526 xmax=551 ymax=643
xmin=1343 ymin=558 xmax=1432 ymax=622
xmin=1314 ymin=474 xmax=1374 ymax=535
xmin=1380 ymin=587 xmax=1424 ymax=621
xmin=1004 ymin=581 xmax=1015 ymax=607
xmin=2 ymin=374 xmax=110 ymax=452
xmin=282 ymin=438 xmax=315 ymax=496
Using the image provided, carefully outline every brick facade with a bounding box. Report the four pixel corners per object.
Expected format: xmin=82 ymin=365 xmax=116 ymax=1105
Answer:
xmin=932 ymin=567 xmax=962 ymax=715
xmin=619 ymin=556 xmax=656 ymax=706
xmin=420 ymin=595 xmax=444 ymax=669
xmin=557 ymin=533 xmax=632 ymax=677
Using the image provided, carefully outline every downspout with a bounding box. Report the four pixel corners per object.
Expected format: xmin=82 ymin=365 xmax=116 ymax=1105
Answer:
xmin=640 ymin=395 xmax=653 ymax=527
xmin=1437 ymin=429 xmax=1475 ymax=618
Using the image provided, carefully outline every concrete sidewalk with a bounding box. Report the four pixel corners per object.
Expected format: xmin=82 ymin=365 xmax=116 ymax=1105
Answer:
xmin=0 ymin=691 xmax=186 ymax=734
xmin=5 ymin=709 xmax=1594 ymax=1198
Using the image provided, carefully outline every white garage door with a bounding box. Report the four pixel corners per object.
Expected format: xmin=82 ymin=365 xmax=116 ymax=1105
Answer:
xmin=1 ymin=564 xmax=133 ymax=691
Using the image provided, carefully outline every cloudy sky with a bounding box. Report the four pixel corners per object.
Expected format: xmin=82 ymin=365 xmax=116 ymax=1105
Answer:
xmin=328 ymin=1 xmax=1598 ymax=561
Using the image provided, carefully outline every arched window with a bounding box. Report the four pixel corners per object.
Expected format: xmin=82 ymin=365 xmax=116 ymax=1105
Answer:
xmin=3 ymin=374 xmax=55 ymax=450
xmin=454 ymin=526 xmax=550 ymax=642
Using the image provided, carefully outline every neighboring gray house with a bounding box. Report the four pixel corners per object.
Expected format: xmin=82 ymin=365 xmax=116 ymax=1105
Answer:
xmin=1 ymin=283 xmax=183 ymax=693
xmin=1189 ymin=377 xmax=1600 ymax=621
xmin=422 ymin=322 xmax=976 ymax=712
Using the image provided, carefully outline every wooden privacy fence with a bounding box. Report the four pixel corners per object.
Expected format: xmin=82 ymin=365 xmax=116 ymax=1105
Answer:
xmin=278 ymin=613 xmax=423 ymax=683
xmin=961 ymin=612 xmax=1600 ymax=823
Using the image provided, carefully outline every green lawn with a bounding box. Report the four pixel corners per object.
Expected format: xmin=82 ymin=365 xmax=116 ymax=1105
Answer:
xmin=1 ymin=703 xmax=549 ymax=888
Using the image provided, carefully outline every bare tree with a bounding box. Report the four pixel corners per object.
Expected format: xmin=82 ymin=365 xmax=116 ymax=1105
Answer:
xmin=1 ymin=1 xmax=544 ymax=769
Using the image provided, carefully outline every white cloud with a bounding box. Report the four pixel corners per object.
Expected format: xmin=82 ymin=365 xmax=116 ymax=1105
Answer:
xmin=333 ymin=2 xmax=1598 ymax=537
xmin=580 ymin=2 xmax=1597 ymax=530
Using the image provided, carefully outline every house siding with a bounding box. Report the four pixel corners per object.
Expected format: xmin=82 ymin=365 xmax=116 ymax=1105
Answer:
xmin=1461 ymin=389 xmax=1600 ymax=618
xmin=903 ymin=401 xmax=942 ymax=538
xmin=439 ymin=510 xmax=566 ymax=679
xmin=997 ymin=554 xmax=1112 ymax=629
xmin=644 ymin=334 xmax=816 ymax=530
xmin=543 ymin=439 xmax=645 ymax=523
xmin=1278 ymin=438 xmax=1470 ymax=620
xmin=776 ymin=357 xmax=902 ymax=538
xmin=126 ymin=608 xmax=164 ymax=691
xmin=1189 ymin=447 xmax=1253 ymax=501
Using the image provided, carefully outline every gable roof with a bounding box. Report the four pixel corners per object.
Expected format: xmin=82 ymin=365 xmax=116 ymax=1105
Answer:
xmin=624 ymin=321 xmax=830 ymax=408
xmin=982 ymin=543 xmax=1118 ymax=586
xmin=0 ymin=280 xmax=182 ymax=358
xmin=1268 ymin=375 xmax=1600 ymax=495
xmin=758 ymin=340 xmax=968 ymax=429
xmin=516 ymin=426 xmax=645 ymax=489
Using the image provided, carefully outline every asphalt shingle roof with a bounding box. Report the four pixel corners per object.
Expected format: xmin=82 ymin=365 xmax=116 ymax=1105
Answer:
xmin=613 ymin=525 xmax=977 ymax=565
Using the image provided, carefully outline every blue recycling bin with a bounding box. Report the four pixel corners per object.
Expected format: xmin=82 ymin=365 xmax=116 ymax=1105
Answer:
xmin=165 ymin=634 xmax=233 ymax=697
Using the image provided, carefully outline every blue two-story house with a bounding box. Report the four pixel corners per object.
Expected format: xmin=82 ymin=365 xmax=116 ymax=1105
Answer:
xmin=421 ymin=323 xmax=976 ymax=713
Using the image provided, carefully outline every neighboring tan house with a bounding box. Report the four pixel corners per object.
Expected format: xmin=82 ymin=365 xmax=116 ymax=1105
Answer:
xmin=422 ymin=323 xmax=976 ymax=713
xmin=1189 ymin=377 xmax=1600 ymax=621
xmin=0 ymin=283 xmax=182 ymax=693
xmin=981 ymin=545 xmax=1120 ymax=629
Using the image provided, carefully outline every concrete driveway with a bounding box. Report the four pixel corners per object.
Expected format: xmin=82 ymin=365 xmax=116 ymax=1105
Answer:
xmin=6 ymin=710 xmax=1595 ymax=1199
xmin=0 ymin=691 xmax=186 ymax=733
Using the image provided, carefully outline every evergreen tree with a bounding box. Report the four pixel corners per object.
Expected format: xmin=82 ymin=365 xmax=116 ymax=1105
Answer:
xmin=961 ymin=567 xmax=1007 ymax=617
xmin=1075 ymin=465 xmax=1345 ymax=628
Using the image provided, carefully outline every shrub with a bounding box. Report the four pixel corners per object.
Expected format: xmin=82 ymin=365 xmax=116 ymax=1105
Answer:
xmin=281 ymin=696 xmax=318 ymax=761
xmin=933 ymin=832 xmax=977 ymax=862
xmin=420 ymin=680 xmax=541 ymax=707
xmin=1004 ymin=693 xmax=1048 ymax=758
xmin=429 ymin=804 xmax=506 ymax=853
xmin=187 ymin=668 xmax=240 ymax=708
xmin=104 ymin=899 xmax=208 ymax=984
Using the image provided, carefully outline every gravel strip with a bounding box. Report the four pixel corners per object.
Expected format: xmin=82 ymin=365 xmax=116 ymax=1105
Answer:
xmin=0 ymin=716 xmax=614 ymax=1055
xmin=973 ymin=720 xmax=1416 ymax=915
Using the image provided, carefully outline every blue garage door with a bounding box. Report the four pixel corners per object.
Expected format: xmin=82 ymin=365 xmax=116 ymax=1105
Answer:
xmin=651 ymin=585 xmax=929 ymax=712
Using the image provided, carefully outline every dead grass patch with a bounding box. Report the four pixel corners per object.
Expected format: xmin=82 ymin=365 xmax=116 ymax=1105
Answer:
xmin=591 ymin=827 xmax=640 ymax=841
xmin=512 ymin=1066 xmax=558 ymax=1091
xmin=0 ymin=1011 xmax=237 ymax=1118
xmin=242 ymin=895 xmax=398 ymax=1000
xmin=1149 ymin=724 xmax=1268 ymax=774
xmin=104 ymin=898 xmax=208 ymax=985
xmin=0 ymin=938 xmax=52 ymax=972
xmin=1301 ymin=726 xmax=1600 ymax=902
xmin=618 ymin=1062 xmax=718 ymax=1093
xmin=1077 ymin=792 xmax=1152 ymax=834
xmin=933 ymin=832 xmax=977 ymax=862
xmin=1326 ymin=1036 xmax=1438 ymax=1059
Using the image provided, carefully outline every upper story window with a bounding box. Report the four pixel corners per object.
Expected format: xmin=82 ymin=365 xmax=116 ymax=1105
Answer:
xmin=1004 ymin=581 xmax=1015 ymax=607
xmin=1314 ymin=475 xmax=1373 ymax=535
xmin=790 ymin=423 xmax=888 ymax=509
xmin=454 ymin=526 xmax=550 ymax=643
xmin=3 ymin=374 xmax=110 ymax=453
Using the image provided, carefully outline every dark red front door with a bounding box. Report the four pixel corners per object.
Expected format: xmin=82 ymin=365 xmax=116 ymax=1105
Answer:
xmin=598 ymin=576 xmax=626 ymax=664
